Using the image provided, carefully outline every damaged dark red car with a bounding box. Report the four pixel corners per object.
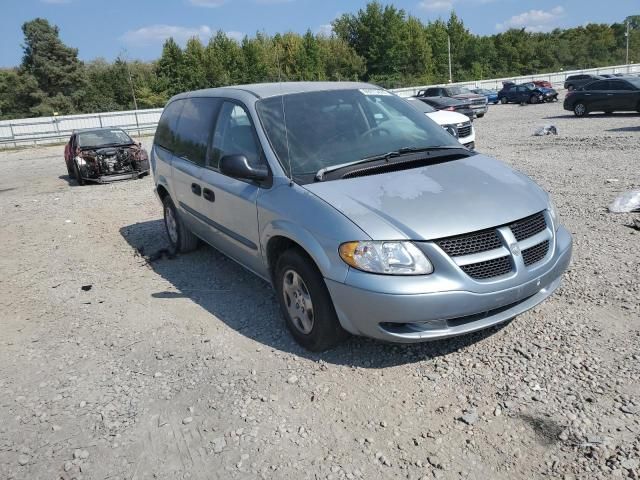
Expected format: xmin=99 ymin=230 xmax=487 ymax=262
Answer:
xmin=64 ymin=128 xmax=150 ymax=185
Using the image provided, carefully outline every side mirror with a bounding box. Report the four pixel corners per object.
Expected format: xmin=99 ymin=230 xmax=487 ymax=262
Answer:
xmin=220 ymin=154 xmax=269 ymax=182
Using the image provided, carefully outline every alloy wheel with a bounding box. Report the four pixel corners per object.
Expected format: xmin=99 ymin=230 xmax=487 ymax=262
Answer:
xmin=282 ymin=269 xmax=314 ymax=334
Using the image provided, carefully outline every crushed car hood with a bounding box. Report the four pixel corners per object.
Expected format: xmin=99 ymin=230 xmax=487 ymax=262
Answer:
xmin=303 ymin=154 xmax=549 ymax=240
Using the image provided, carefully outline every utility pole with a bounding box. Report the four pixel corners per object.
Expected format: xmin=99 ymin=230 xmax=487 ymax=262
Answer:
xmin=447 ymin=34 xmax=453 ymax=83
xmin=625 ymin=20 xmax=630 ymax=65
xmin=121 ymin=49 xmax=139 ymax=111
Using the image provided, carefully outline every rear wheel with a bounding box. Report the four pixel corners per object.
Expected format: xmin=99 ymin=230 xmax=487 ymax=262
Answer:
xmin=275 ymin=249 xmax=348 ymax=351
xmin=162 ymin=196 xmax=198 ymax=253
xmin=573 ymin=102 xmax=587 ymax=117
xmin=500 ymin=97 xmax=508 ymax=104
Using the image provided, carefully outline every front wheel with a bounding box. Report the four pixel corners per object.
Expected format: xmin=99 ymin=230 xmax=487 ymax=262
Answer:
xmin=573 ymin=102 xmax=587 ymax=117
xmin=275 ymin=249 xmax=348 ymax=351
xmin=162 ymin=196 xmax=199 ymax=253
xmin=500 ymin=97 xmax=508 ymax=104
xmin=66 ymin=160 xmax=75 ymax=179
xmin=73 ymin=161 xmax=85 ymax=186
xmin=529 ymin=95 xmax=539 ymax=104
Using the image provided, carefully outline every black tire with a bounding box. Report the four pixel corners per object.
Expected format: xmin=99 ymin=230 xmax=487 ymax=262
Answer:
xmin=73 ymin=161 xmax=85 ymax=186
xmin=66 ymin=160 xmax=75 ymax=179
xmin=500 ymin=97 xmax=508 ymax=104
xmin=567 ymin=84 xmax=575 ymax=91
xmin=573 ymin=102 xmax=587 ymax=117
xmin=275 ymin=248 xmax=349 ymax=351
xmin=529 ymin=95 xmax=539 ymax=104
xmin=476 ymin=113 xmax=484 ymax=118
xmin=162 ymin=195 xmax=199 ymax=253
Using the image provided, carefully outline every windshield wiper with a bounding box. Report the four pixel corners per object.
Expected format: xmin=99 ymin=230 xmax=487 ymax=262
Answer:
xmin=314 ymin=146 xmax=465 ymax=181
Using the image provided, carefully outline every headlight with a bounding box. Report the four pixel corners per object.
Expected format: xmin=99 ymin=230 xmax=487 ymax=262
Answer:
xmin=339 ymin=241 xmax=433 ymax=275
xmin=548 ymin=199 xmax=559 ymax=231
xmin=443 ymin=124 xmax=458 ymax=138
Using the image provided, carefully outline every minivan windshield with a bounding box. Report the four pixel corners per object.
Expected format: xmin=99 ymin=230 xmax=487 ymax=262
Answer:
xmin=256 ymin=89 xmax=459 ymax=177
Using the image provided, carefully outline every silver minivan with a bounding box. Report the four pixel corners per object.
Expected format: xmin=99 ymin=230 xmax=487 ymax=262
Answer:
xmin=150 ymin=82 xmax=572 ymax=351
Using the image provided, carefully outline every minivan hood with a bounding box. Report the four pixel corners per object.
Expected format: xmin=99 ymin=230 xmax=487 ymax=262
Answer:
xmin=303 ymin=154 xmax=549 ymax=241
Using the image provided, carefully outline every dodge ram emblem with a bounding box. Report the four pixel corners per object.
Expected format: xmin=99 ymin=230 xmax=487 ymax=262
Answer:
xmin=510 ymin=243 xmax=521 ymax=256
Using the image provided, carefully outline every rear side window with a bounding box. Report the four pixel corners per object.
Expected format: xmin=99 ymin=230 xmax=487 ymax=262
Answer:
xmin=155 ymin=100 xmax=184 ymax=151
xmin=585 ymin=80 xmax=609 ymax=90
xmin=424 ymin=88 xmax=438 ymax=96
xmin=173 ymin=98 xmax=220 ymax=167
xmin=210 ymin=102 xmax=262 ymax=169
xmin=610 ymin=80 xmax=634 ymax=91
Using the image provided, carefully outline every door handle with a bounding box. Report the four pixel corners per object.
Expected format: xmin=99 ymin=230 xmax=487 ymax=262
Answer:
xmin=191 ymin=183 xmax=201 ymax=196
xmin=202 ymin=188 xmax=215 ymax=202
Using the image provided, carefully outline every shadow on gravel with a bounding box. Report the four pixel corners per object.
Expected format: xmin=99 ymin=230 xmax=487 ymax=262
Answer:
xmin=607 ymin=125 xmax=640 ymax=133
xmin=518 ymin=414 xmax=563 ymax=446
xmin=58 ymin=174 xmax=77 ymax=186
xmin=120 ymin=219 xmax=508 ymax=368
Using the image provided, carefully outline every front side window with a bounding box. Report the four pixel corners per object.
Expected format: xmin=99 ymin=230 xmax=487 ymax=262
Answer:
xmin=210 ymin=102 xmax=262 ymax=169
xmin=256 ymin=89 xmax=459 ymax=180
xmin=585 ymin=80 xmax=609 ymax=91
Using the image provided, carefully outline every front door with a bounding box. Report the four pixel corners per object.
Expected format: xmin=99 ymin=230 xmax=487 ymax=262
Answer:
xmin=199 ymin=101 xmax=265 ymax=275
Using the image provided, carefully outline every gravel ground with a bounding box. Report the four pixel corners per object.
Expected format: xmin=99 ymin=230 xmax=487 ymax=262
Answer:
xmin=0 ymin=100 xmax=639 ymax=480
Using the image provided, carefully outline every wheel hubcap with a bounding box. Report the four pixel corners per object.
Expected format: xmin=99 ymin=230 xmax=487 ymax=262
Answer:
xmin=282 ymin=269 xmax=314 ymax=334
xmin=165 ymin=205 xmax=178 ymax=245
xmin=576 ymin=104 xmax=585 ymax=115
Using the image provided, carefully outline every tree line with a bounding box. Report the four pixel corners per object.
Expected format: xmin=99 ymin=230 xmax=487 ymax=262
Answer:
xmin=0 ymin=3 xmax=638 ymax=120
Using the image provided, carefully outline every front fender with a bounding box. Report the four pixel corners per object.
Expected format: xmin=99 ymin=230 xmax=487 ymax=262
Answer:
xmin=257 ymin=180 xmax=370 ymax=283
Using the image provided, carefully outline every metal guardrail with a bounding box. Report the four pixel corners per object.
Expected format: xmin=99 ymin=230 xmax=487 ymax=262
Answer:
xmin=1 ymin=62 xmax=639 ymax=148
xmin=0 ymin=109 xmax=163 ymax=148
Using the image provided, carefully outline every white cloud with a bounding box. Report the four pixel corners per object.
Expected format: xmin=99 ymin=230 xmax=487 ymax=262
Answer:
xmin=121 ymin=25 xmax=213 ymax=46
xmin=189 ymin=0 xmax=225 ymax=7
xmin=418 ymin=0 xmax=454 ymax=11
xmin=316 ymin=24 xmax=333 ymax=36
xmin=225 ymin=31 xmax=245 ymax=41
xmin=496 ymin=6 xmax=565 ymax=32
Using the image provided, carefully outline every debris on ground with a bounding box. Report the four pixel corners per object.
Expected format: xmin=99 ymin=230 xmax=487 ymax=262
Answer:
xmin=533 ymin=125 xmax=558 ymax=136
xmin=609 ymin=189 xmax=640 ymax=213
xmin=80 ymin=285 xmax=92 ymax=291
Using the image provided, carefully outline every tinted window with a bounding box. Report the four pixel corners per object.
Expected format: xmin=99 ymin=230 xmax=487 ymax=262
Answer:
xmin=174 ymin=98 xmax=220 ymax=167
xmin=610 ymin=80 xmax=634 ymax=91
xmin=585 ymin=80 xmax=608 ymax=90
xmin=155 ymin=100 xmax=184 ymax=151
xmin=210 ymin=102 xmax=262 ymax=170
xmin=424 ymin=88 xmax=439 ymax=96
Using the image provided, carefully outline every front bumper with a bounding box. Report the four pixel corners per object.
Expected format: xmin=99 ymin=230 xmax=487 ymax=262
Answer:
xmin=326 ymin=226 xmax=572 ymax=342
xmin=81 ymin=170 xmax=149 ymax=184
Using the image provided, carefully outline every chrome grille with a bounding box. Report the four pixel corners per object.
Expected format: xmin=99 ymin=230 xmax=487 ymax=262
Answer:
xmin=457 ymin=122 xmax=472 ymax=138
xmin=522 ymin=240 xmax=550 ymax=266
xmin=436 ymin=229 xmax=502 ymax=257
xmin=460 ymin=256 xmax=512 ymax=280
xmin=509 ymin=212 xmax=547 ymax=241
xmin=471 ymin=98 xmax=486 ymax=106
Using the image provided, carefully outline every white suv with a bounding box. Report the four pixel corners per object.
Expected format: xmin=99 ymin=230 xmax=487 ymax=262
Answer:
xmin=406 ymin=97 xmax=475 ymax=149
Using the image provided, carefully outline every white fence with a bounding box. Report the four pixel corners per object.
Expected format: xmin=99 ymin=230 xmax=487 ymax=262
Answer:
xmin=0 ymin=109 xmax=163 ymax=148
xmin=1 ymin=62 xmax=639 ymax=148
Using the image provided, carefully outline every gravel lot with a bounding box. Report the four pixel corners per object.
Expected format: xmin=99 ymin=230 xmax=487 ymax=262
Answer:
xmin=0 ymin=100 xmax=639 ymax=480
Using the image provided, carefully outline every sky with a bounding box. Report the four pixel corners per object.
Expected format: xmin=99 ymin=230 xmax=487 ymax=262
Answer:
xmin=0 ymin=0 xmax=635 ymax=67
